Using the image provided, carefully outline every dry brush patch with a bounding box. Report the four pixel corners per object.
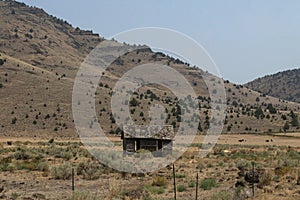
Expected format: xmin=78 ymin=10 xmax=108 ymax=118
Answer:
xmin=0 ymin=138 xmax=299 ymax=199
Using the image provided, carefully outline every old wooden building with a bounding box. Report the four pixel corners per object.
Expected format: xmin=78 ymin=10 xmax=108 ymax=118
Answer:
xmin=122 ymin=125 xmax=175 ymax=157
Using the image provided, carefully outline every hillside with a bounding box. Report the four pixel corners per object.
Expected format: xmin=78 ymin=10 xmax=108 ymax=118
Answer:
xmin=245 ymin=68 xmax=300 ymax=103
xmin=0 ymin=0 xmax=300 ymax=138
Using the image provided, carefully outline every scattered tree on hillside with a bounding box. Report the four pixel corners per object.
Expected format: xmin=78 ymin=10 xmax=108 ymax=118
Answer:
xmin=129 ymin=98 xmax=139 ymax=107
xmin=11 ymin=117 xmax=17 ymax=124
xmin=254 ymin=107 xmax=264 ymax=119
xmin=283 ymin=122 xmax=290 ymax=132
xmin=0 ymin=59 xmax=5 ymax=65
xmin=290 ymin=111 xmax=299 ymax=127
xmin=267 ymin=103 xmax=277 ymax=114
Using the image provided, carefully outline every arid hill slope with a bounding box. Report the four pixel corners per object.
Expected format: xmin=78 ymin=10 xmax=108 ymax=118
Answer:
xmin=245 ymin=68 xmax=300 ymax=103
xmin=0 ymin=0 xmax=299 ymax=138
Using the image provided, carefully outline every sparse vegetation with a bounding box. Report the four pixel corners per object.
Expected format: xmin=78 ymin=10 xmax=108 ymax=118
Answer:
xmin=209 ymin=190 xmax=232 ymax=200
xmin=144 ymin=185 xmax=165 ymax=194
xmin=177 ymin=184 xmax=186 ymax=192
xmin=51 ymin=163 xmax=72 ymax=180
xmin=152 ymin=176 xmax=168 ymax=187
xmin=200 ymin=178 xmax=218 ymax=190
xmin=76 ymin=160 xmax=102 ymax=180
xmin=68 ymin=191 xmax=101 ymax=200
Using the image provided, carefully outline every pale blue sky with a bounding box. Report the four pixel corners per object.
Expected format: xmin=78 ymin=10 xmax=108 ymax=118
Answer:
xmin=20 ymin=0 xmax=300 ymax=84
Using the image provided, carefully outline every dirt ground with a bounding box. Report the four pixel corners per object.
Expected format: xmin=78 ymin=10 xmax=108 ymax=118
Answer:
xmin=1 ymin=133 xmax=300 ymax=147
xmin=0 ymin=133 xmax=299 ymax=200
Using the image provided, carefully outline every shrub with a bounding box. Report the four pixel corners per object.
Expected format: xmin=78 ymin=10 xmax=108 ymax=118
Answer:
xmin=51 ymin=163 xmax=72 ymax=180
xmin=236 ymin=159 xmax=250 ymax=170
xmin=200 ymin=178 xmax=218 ymax=190
xmin=177 ymin=185 xmax=186 ymax=192
xmin=188 ymin=181 xmax=195 ymax=188
xmin=66 ymin=144 xmax=80 ymax=157
xmin=25 ymin=33 xmax=33 ymax=39
xmin=234 ymin=186 xmax=248 ymax=200
xmin=0 ymin=162 xmax=14 ymax=172
xmin=36 ymin=162 xmax=49 ymax=172
xmin=272 ymin=175 xmax=280 ymax=183
xmin=13 ymin=149 xmax=30 ymax=160
xmin=61 ymin=152 xmax=73 ymax=160
xmin=207 ymin=163 xmax=214 ymax=168
xmin=48 ymin=138 xmax=54 ymax=144
xmin=210 ymin=190 xmax=232 ymax=200
xmin=14 ymin=162 xmax=35 ymax=171
xmin=275 ymin=166 xmax=292 ymax=176
xmin=11 ymin=193 xmax=18 ymax=200
xmin=135 ymin=149 xmax=153 ymax=160
xmin=123 ymin=188 xmax=150 ymax=200
xmin=175 ymin=174 xmax=186 ymax=178
xmin=144 ymin=185 xmax=165 ymax=194
xmin=288 ymin=150 xmax=300 ymax=160
xmin=152 ymin=176 xmax=168 ymax=187
xmin=68 ymin=191 xmax=101 ymax=200
xmin=77 ymin=160 xmax=102 ymax=180
xmin=258 ymin=171 xmax=272 ymax=188
xmin=197 ymin=161 xmax=205 ymax=171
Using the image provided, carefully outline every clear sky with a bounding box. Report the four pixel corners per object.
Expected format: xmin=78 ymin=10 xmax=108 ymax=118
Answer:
xmin=20 ymin=0 xmax=300 ymax=84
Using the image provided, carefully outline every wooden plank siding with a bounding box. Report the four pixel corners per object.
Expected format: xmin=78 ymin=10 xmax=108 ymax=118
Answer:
xmin=122 ymin=125 xmax=174 ymax=157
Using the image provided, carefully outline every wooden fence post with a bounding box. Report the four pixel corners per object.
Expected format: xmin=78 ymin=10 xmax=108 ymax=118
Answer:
xmin=72 ymin=167 xmax=75 ymax=192
xmin=251 ymin=162 xmax=255 ymax=197
xmin=195 ymin=172 xmax=199 ymax=200
xmin=173 ymin=164 xmax=177 ymax=200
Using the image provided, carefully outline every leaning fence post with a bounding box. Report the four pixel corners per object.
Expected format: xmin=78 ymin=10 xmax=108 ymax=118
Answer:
xmin=173 ymin=164 xmax=177 ymax=200
xmin=195 ymin=172 xmax=199 ymax=200
xmin=72 ymin=167 xmax=75 ymax=192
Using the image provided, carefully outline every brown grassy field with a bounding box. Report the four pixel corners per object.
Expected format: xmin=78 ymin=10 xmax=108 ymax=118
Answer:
xmin=0 ymin=133 xmax=299 ymax=200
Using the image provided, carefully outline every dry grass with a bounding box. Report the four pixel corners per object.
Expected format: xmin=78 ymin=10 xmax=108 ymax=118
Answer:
xmin=0 ymin=135 xmax=298 ymax=199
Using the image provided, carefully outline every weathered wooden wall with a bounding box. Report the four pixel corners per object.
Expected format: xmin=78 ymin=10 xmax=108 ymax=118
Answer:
xmin=123 ymin=138 xmax=173 ymax=157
